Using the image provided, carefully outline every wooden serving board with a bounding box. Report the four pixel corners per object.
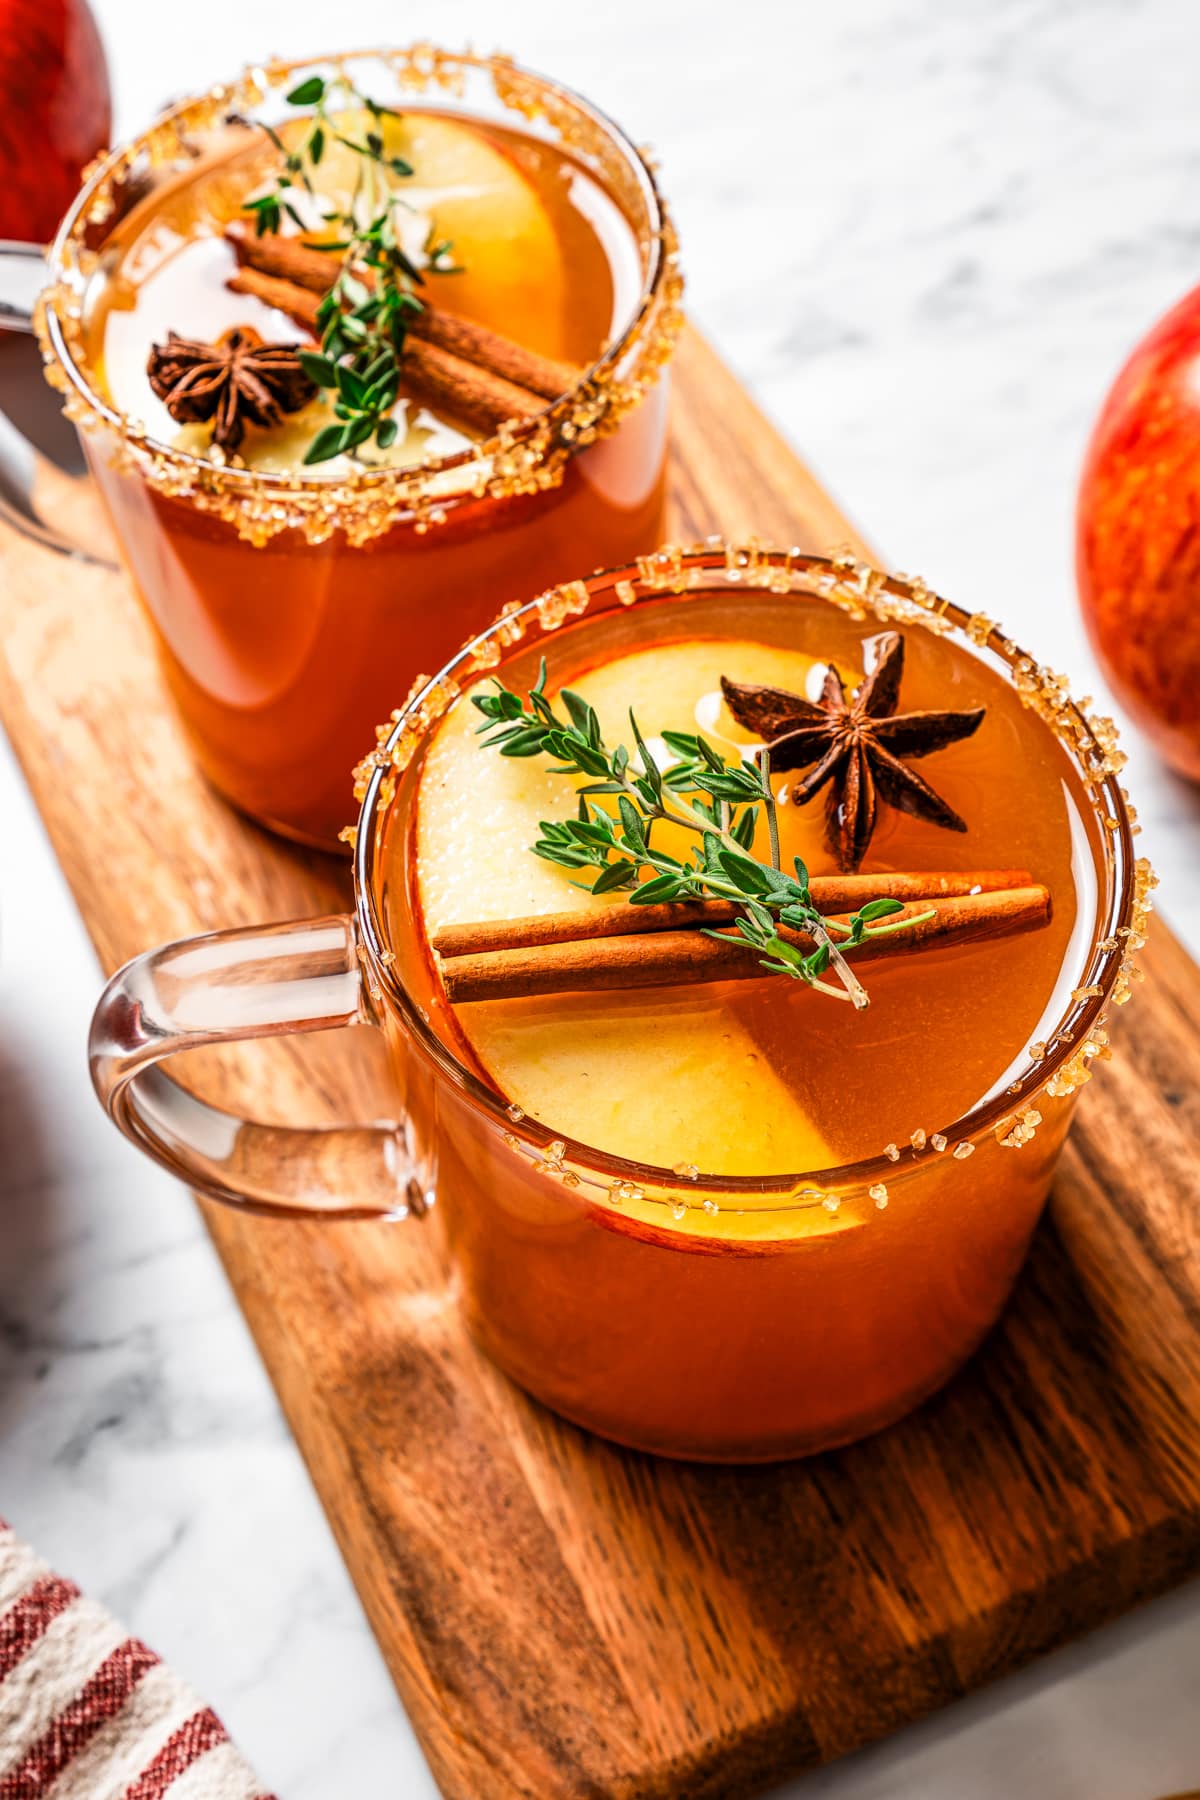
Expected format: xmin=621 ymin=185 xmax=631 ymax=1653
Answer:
xmin=3 ymin=327 xmax=1200 ymax=1799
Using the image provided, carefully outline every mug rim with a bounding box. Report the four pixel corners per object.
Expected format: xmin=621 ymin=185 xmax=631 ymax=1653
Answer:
xmin=36 ymin=44 xmax=681 ymax=522
xmin=354 ymin=542 xmax=1146 ymax=1204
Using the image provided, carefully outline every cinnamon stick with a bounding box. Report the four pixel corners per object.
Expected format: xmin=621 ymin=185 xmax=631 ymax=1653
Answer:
xmin=431 ymin=869 xmax=1034 ymax=961
xmin=410 ymin=308 xmax=581 ymax=403
xmin=226 ymin=266 xmax=545 ymax=434
xmin=227 ymin=267 xmax=320 ymax=332
xmin=400 ymin=338 xmax=545 ymax=434
xmin=224 ymin=225 xmax=362 ymax=295
xmin=225 ymin=226 xmax=581 ymax=398
xmin=437 ymin=887 xmax=1053 ymax=1005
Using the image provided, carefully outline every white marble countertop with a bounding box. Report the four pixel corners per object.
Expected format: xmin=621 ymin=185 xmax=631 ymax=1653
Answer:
xmin=4 ymin=1 xmax=1200 ymax=1794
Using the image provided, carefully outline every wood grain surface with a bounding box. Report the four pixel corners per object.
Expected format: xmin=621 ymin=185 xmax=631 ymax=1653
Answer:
xmin=2 ymin=326 xmax=1199 ymax=1800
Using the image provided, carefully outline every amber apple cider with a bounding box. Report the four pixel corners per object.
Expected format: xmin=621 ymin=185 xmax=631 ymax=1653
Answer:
xmin=373 ymin=582 xmax=1111 ymax=1459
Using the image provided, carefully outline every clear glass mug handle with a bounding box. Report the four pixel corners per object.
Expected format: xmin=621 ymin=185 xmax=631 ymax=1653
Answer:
xmin=88 ymin=914 xmax=422 ymax=1222
xmin=0 ymin=239 xmax=44 ymax=332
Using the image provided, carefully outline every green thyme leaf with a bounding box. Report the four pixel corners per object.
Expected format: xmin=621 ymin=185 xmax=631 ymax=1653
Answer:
xmin=287 ymin=76 xmax=327 ymax=106
xmin=298 ymin=350 xmax=338 ymax=386
xmin=591 ymin=859 xmax=638 ymax=895
xmin=302 ymin=423 xmax=349 ymax=465
xmin=856 ymin=897 xmax=906 ymax=921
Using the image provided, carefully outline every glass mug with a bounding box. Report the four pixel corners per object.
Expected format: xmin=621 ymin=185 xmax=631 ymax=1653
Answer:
xmin=89 ymin=546 xmax=1144 ymax=1463
xmin=24 ymin=45 xmax=682 ymax=848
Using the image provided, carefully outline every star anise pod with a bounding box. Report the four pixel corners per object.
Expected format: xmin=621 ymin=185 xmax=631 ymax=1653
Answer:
xmin=146 ymin=326 xmax=316 ymax=454
xmin=721 ymin=632 xmax=985 ymax=871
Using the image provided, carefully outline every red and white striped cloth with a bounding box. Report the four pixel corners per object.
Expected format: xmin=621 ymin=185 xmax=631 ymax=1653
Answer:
xmin=0 ymin=1520 xmax=275 ymax=1799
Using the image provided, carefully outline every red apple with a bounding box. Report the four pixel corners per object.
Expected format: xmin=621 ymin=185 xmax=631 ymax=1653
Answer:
xmin=1077 ymin=283 xmax=1200 ymax=779
xmin=0 ymin=0 xmax=111 ymax=243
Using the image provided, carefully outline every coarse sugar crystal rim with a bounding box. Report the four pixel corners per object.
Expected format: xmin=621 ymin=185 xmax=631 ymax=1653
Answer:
xmin=352 ymin=539 xmax=1152 ymax=1219
xmin=34 ymin=44 xmax=684 ymax=548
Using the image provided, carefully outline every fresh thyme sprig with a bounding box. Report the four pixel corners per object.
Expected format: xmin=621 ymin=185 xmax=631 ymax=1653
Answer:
xmin=241 ymin=73 xmax=462 ymax=464
xmin=473 ymin=664 xmax=937 ymax=1007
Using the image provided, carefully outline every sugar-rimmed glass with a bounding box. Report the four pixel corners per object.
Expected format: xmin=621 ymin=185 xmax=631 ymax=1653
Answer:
xmin=35 ymin=45 xmax=683 ymax=846
xmin=89 ymin=544 xmax=1149 ymax=1461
